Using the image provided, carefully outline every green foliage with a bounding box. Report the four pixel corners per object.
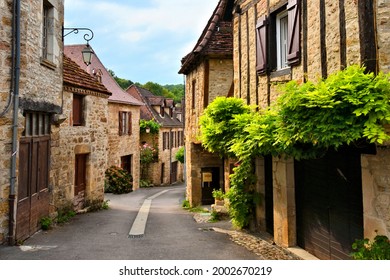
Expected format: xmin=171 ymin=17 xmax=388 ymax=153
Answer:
xmin=351 ymin=234 xmax=390 ymax=260
xmin=105 ymin=166 xmax=133 ymax=194
xmin=56 ymin=208 xmax=76 ymax=224
xmin=175 ymin=146 xmax=185 ymax=163
xmin=140 ymin=119 xmax=160 ymax=134
xmin=108 ymin=69 xmax=133 ymax=89
xmin=200 ymin=65 xmax=390 ymax=228
xmin=40 ymin=217 xmax=53 ymax=231
xmin=182 ymin=199 xmax=190 ymax=209
xmin=225 ymin=159 xmax=256 ymax=229
xmin=199 ymin=97 xmax=252 ymax=157
xmin=140 ymin=179 xmax=153 ymax=188
xmin=212 ymin=188 xmax=224 ymax=200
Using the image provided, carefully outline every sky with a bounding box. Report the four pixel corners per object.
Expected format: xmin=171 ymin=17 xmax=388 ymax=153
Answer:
xmin=64 ymin=0 xmax=220 ymax=85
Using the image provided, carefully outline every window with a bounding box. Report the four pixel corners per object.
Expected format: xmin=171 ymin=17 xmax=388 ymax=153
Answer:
xmin=23 ymin=112 xmax=50 ymax=137
xmin=160 ymin=105 xmax=165 ymax=117
xmin=119 ymin=111 xmax=132 ymax=136
xmin=256 ymin=0 xmax=300 ymax=74
xmin=191 ymin=80 xmax=196 ymax=109
xmin=73 ymin=94 xmax=84 ymax=126
xmin=276 ymin=10 xmax=288 ymax=70
xmin=42 ymin=1 xmax=54 ymax=63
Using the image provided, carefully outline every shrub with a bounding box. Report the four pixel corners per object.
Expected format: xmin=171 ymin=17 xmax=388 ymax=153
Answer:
xmin=105 ymin=166 xmax=133 ymax=194
xmin=351 ymin=233 xmax=390 ymax=260
xmin=212 ymin=189 xmax=224 ymax=200
xmin=175 ymin=146 xmax=185 ymax=163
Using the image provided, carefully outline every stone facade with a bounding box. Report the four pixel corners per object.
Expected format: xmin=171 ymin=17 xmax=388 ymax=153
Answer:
xmin=142 ymin=127 xmax=184 ymax=186
xmin=51 ymin=87 xmax=110 ymax=211
xmin=107 ymin=102 xmax=140 ymax=190
xmin=232 ymin=0 xmax=390 ymax=257
xmin=0 ymin=0 xmax=64 ymax=244
xmin=183 ymin=59 xmax=233 ymax=206
xmin=179 ymin=0 xmax=235 ymax=206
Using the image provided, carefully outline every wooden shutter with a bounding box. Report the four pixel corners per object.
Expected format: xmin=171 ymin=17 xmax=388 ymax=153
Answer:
xmin=256 ymin=15 xmax=268 ymax=74
xmin=287 ymin=0 xmax=301 ymax=65
xmin=127 ymin=112 xmax=132 ymax=135
xmin=118 ymin=112 xmax=123 ymax=136
xmin=73 ymin=95 xmax=83 ymax=126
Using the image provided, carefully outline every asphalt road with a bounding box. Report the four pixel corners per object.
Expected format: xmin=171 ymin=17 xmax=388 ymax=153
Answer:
xmin=0 ymin=183 xmax=260 ymax=260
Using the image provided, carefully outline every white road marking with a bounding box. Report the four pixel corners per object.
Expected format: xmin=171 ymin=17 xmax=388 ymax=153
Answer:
xmin=128 ymin=189 xmax=172 ymax=238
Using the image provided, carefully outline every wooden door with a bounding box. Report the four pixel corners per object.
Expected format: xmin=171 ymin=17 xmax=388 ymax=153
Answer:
xmin=17 ymin=136 xmax=50 ymax=241
xmin=295 ymin=148 xmax=363 ymax=259
xmin=170 ymin=161 xmax=178 ymax=184
xmin=75 ymin=154 xmax=87 ymax=196
xmin=201 ymin=167 xmax=220 ymax=205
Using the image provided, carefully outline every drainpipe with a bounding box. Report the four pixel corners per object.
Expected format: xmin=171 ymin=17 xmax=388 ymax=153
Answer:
xmin=9 ymin=0 xmax=21 ymax=245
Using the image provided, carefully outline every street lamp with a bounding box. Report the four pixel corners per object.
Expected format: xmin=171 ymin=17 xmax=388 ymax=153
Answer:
xmin=62 ymin=27 xmax=94 ymax=66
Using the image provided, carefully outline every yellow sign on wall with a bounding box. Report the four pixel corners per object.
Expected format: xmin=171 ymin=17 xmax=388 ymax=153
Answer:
xmin=202 ymin=172 xmax=213 ymax=182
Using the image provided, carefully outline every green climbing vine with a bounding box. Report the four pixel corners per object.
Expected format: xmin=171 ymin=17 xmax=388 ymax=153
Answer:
xmin=199 ymin=65 xmax=390 ymax=228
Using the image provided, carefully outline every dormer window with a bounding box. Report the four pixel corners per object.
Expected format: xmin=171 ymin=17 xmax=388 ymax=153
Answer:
xmin=160 ymin=105 xmax=165 ymax=117
xmin=169 ymin=107 xmax=174 ymax=118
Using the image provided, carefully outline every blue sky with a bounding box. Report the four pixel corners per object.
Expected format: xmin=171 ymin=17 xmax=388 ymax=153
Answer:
xmin=64 ymin=0 xmax=219 ymax=85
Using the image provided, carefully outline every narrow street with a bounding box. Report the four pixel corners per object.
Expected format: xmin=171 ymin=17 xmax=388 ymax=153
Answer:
xmin=0 ymin=184 xmax=263 ymax=260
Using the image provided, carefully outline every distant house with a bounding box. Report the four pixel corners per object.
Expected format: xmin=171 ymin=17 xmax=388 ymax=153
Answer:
xmin=179 ymin=0 xmax=234 ymax=205
xmin=50 ymin=55 xmax=111 ymax=212
xmin=127 ymin=85 xmax=184 ymax=185
xmin=65 ymin=45 xmax=143 ymax=190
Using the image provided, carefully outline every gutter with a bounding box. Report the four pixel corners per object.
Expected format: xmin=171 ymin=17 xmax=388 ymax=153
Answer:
xmin=8 ymin=0 xmax=21 ymax=245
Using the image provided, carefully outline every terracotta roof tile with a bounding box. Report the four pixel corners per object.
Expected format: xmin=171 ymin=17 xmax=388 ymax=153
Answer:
xmin=179 ymin=0 xmax=234 ymax=74
xmin=63 ymin=55 xmax=111 ymax=96
xmin=64 ymin=45 xmax=143 ymax=106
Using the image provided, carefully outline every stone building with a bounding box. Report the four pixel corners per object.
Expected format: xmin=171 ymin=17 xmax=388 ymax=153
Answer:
xmin=231 ymin=0 xmax=390 ymax=259
xmin=65 ymin=45 xmax=143 ymax=190
xmin=179 ymin=0 xmax=235 ymax=206
xmin=51 ymin=55 xmax=111 ymax=212
xmin=126 ymin=85 xmax=184 ymax=186
xmin=0 ymin=0 xmax=65 ymax=244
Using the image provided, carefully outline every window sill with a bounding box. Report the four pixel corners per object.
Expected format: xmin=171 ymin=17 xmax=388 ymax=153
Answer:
xmin=270 ymin=67 xmax=291 ymax=79
xmin=40 ymin=58 xmax=57 ymax=70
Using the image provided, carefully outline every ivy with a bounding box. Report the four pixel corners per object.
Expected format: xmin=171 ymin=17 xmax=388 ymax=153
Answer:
xmin=199 ymin=65 xmax=390 ymax=228
xmin=140 ymin=119 xmax=160 ymax=134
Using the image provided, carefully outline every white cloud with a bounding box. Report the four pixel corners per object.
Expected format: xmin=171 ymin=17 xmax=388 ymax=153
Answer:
xmin=64 ymin=0 xmax=220 ymax=84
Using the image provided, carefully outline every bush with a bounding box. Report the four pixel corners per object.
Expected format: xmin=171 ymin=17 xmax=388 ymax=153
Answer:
xmin=351 ymin=233 xmax=390 ymax=260
xmin=175 ymin=146 xmax=185 ymax=163
xmin=105 ymin=166 xmax=133 ymax=194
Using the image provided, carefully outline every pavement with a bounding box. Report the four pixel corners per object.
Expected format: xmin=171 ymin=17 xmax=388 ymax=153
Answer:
xmin=0 ymin=182 xmax=306 ymax=260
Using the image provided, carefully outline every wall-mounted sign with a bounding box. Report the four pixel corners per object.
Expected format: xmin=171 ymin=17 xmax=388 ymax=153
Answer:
xmin=202 ymin=172 xmax=213 ymax=182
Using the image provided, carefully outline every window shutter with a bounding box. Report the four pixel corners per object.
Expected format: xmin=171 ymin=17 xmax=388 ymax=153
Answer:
xmin=118 ymin=112 xmax=123 ymax=136
xmin=287 ymin=0 xmax=301 ymax=65
xmin=256 ymin=15 xmax=268 ymax=74
xmin=128 ymin=112 xmax=132 ymax=135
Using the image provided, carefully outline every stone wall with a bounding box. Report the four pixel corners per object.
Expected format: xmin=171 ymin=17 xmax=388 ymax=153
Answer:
xmin=362 ymin=148 xmax=390 ymax=239
xmin=184 ymin=57 xmax=233 ymax=206
xmin=51 ymin=89 xmax=109 ymax=211
xmin=0 ymin=0 xmax=64 ymax=244
xmin=107 ymin=102 xmax=140 ymax=190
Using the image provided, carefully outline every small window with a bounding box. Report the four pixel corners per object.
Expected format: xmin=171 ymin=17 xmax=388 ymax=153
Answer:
xmin=192 ymin=80 xmax=196 ymax=109
xmin=73 ymin=94 xmax=84 ymax=126
xmin=119 ymin=111 xmax=132 ymax=136
xmin=23 ymin=112 xmax=51 ymax=137
xmin=160 ymin=106 xmax=165 ymax=117
xmin=42 ymin=1 xmax=54 ymax=62
xmin=276 ymin=10 xmax=288 ymax=70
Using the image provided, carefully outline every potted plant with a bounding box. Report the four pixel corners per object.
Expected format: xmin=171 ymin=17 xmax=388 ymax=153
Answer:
xmin=212 ymin=189 xmax=225 ymax=206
